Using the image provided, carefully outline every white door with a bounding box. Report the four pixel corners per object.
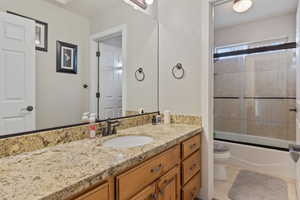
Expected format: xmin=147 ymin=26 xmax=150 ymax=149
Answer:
xmin=0 ymin=13 xmax=35 ymax=135
xmin=99 ymin=43 xmax=122 ymax=119
xmin=296 ymin=1 xmax=300 ymax=197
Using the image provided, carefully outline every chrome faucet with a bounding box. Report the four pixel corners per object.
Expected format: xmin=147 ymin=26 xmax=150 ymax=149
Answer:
xmin=102 ymin=120 xmax=120 ymax=136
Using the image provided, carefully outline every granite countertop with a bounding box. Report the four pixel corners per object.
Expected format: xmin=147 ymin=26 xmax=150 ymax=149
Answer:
xmin=0 ymin=124 xmax=201 ymax=200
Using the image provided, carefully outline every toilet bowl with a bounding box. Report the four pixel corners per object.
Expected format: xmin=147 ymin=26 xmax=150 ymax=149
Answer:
xmin=214 ymin=143 xmax=231 ymax=181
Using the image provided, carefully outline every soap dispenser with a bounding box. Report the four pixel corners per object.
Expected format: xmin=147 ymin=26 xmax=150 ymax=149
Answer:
xmin=89 ymin=113 xmax=97 ymax=138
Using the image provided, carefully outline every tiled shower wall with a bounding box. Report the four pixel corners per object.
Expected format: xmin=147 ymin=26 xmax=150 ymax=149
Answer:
xmin=214 ymin=49 xmax=296 ymax=142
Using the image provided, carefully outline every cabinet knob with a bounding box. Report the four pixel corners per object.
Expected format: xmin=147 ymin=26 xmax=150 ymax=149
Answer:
xmin=150 ymin=164 xmax=163 ymax=173
xmin=190 ymin=143 xmax=197 ymax=149
xmin=150 ymin=193 xmax=158 ymax=200
xmin=190 ymin=163 xmax=197 ymax=171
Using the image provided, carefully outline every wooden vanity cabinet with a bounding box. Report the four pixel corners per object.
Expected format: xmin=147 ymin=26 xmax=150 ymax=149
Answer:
xmin=72 ymin=133 xmax=201 ymax=200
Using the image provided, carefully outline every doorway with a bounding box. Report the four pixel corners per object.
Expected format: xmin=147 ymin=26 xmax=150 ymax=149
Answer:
xmin=99 ymin=35 xmax=123 ymax=119
xmin=89 ymin=25 xmax=127 ymax=120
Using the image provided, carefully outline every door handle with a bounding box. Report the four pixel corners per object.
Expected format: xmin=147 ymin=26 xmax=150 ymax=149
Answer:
xmin=289 ymin=144 xmax=300 ymax=163
xmin=289 ymin=108 xmax=297 ymax=112
xmin=25 ymin=106 xmax=34 ymax=112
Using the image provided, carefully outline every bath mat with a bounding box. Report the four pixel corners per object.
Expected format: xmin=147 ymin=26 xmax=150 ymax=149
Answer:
xmin=228 ymin=170 xmax=288 ymax=200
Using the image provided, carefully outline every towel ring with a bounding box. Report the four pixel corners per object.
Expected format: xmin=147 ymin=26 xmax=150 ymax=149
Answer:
xmin=172 ymin=63 xmax=185 ymax=80
xmin=135 ymin=67 xmax=145 ymax=82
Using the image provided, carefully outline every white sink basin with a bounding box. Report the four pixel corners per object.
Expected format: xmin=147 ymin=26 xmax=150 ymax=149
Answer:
xmin=102 ymin=135 xmax=154 ymax=148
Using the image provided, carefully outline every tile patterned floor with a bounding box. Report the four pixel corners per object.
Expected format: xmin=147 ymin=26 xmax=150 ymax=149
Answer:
xmin=214 ymin=165 xmax=298 ymax=200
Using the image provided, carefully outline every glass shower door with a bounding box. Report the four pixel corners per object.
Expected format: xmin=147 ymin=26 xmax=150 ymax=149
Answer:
xmin=243 ymin=50 xmax=296 ymax=148
xmin=214 ymin=48 xmax=297 ymax=149
xmin=214 ymin=56 xmax=245 ymax=140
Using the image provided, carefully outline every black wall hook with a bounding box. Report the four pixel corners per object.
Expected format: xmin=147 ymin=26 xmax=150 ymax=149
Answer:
xmin=135 ymin=67 xmax=145 ymax=82
xmin=172 ymin=63 xmax=185 ymax=79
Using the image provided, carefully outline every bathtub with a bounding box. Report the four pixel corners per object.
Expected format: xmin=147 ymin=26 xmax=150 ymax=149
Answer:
xmin=215 ymin=131 xmax=296 ymax=180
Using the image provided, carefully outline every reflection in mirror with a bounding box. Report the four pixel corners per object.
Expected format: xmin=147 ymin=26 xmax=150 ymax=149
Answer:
xmin=0 ymin=0 xmax=158 ymax=136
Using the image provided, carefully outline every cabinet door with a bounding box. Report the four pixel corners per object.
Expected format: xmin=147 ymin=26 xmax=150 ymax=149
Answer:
xmin=130 ymin=183 xmax=156 ymax=200
xmin=157 ymin=166 xmax=181 ymax=200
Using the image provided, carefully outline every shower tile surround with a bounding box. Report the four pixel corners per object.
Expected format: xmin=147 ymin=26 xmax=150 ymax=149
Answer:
xmin=0 ymin=113 xmax=201 ymax=159
xmin=214 ymin=49 xmax=296 ymax=142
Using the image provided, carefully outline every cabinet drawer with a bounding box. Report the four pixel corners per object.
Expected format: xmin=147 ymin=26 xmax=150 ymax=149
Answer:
xmin=182 ymin=150 xmax=201 ymax=185
xmin=117 ymin=145 xmax=180 ymax=200
xmin=182 ymin=172 xmax=201 ymax=200
xmin=75 ymin=183 xmax=109 ymax=200
xmin=181 ymin=134 xmax=201 ymax=160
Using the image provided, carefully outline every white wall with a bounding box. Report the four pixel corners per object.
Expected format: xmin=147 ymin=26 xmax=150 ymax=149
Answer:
xmin=215 ymin=13 xmax=297 ymax=47
xmin=200 ymin=1 xmax=214 ymax=199
xmin=158 ymin=0 xmax=202 ymax=116
xmin=90 ymin=3 xmax=158 ymax=113
xmin=0 ymin=0 xmax=90 ymax=129
xmin=158 ymin=0 xmax=214 ymax=199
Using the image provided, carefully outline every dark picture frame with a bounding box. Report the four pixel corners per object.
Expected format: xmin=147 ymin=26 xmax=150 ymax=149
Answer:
xmin=7 ymin=11 xmax=48 ymax=52
xmin=56 ymin=41 xmax=78 ymax=74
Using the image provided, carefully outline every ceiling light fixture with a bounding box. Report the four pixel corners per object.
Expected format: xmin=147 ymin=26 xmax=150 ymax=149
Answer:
xmin=145 ymin=0 xmax=154 ymax=5
xmin=233 ymin=0 xmax=253 ymax=13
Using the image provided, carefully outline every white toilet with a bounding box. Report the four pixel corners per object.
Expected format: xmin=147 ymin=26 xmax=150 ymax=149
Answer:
xmin=214 ymin=142 xmax=231 ymax=181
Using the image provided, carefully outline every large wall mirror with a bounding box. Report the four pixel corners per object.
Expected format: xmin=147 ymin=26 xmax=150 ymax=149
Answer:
xmin=0 ymin=0 xmax=158 ymax=137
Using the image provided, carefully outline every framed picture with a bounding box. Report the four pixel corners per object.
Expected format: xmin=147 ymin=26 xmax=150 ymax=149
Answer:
xmin=7 ymin=11 xmax=48 ymax=52
xmin=56 ymin=41 xmax=78 ymax=74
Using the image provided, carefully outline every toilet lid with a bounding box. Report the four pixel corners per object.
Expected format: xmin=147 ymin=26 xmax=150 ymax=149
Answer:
xmin=214 ymin=143 xmax=230 ymax=153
